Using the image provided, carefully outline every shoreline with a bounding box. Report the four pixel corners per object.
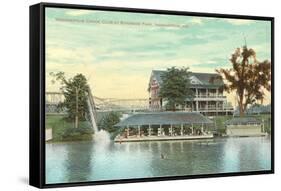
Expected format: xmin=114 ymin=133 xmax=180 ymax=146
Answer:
xmin=45 ymin=134 xmax=270 ymax=144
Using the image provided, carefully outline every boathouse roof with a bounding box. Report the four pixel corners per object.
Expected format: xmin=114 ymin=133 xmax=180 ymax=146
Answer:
xmin=114 ymin=112 xmax=213 ymax=127
xmin=225 ymin=117 xmax=261 ymax=125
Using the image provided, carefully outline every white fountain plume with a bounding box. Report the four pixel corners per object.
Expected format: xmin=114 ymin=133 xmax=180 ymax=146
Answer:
xmin=86 ymin=97 xmax=98 ymax=132
xmin=87 ymin=89 xmax=110 ymax=145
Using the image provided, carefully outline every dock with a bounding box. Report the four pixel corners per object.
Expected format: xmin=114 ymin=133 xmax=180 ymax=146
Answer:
xmin=114 ymin=134 xmax=214 ymax=142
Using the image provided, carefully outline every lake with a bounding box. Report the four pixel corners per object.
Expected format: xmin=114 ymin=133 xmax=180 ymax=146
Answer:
xmin=46 ymin=136 xmax=271 ymax=184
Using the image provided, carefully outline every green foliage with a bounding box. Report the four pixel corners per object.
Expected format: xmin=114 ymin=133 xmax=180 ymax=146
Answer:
xmin=46 ymin=115 xmax=93 ymax=142
xmin=62 ymin=126 xmax=94 ymax=141
xmin=159 ymin=67 xmax=194 ymax=110
xmin=98 ymin=111 xmax=121 ymax=133
xmin=216 ymin=46 xmax=271 ymax=116
xmin=46 ymin=115 xmax=67 ymax=141
xmin=50 ymin=72 xmax=90 ymax=123
xmin=48 ymin=72 xmax=97 ymax=141
xmin=213 ymin=116 xmax=233 ymax=135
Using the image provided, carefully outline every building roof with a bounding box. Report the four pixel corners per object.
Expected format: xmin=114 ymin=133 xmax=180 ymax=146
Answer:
xmin=192 ymin=73 xmax=223 ymax=86
xmin=246 ymin=104 xmax=271 ymax=114
xmin=150 ymin=70 xmax=223 ymax=88
xmin=151 ymin=70 xmax=165 ymax=85
xmin=114 ymin=112 xmax=213 ymax=127
xmin=225 ymin=117 xmax=262 ymax=125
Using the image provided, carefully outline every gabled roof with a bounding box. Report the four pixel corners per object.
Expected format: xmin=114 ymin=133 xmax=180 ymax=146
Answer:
xmin=192 ymin=72 xmax=223 ymax=86
xmin=150 ymin=70 xmax=165 ymax=85
xmin=225 ymin=117 xmax=262 ymax=125
xmin=114 ymin=112 xmax=213 ymax=127
xmin=149 ymin=70 xmax=223 ymax=88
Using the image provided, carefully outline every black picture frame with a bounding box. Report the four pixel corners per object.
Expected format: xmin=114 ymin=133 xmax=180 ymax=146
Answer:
xmin=30 ymin=2 xmax=275 ymax=189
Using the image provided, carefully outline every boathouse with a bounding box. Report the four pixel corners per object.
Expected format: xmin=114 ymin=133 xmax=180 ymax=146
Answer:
xmin=225 ymin=117 xmax=266 ymax=137
xmin=114 ymin=112 xmax=214 ymax=142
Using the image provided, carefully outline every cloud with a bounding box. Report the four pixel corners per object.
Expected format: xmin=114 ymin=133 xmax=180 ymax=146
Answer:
xmin=192 ymin=57 xmax=230 ymax=69
xmin=224 ymin=19 xmax=254 ymax=25
xmin=206 ymin=60 xmax=217 ymax=64
xmin=181 ymin=35 xmax=208 ymax=45
xmin=45 ymin=8 xmax=271 ymax=104
xmin=65 ymin=10 xmax=93 ymax=16
xmin=46 ymin=56 xmax=201 ymax=99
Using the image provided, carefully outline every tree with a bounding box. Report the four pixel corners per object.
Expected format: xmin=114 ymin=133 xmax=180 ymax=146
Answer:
xmin=216 ymin=46 xmax=271 ymax=116
xmin=159 ymin=67 xmax=194 ymax=111
xmin=50 ymin=72 xmax=90 ymax=128
xmin=98 ymin=112 xmax=121 ymax=133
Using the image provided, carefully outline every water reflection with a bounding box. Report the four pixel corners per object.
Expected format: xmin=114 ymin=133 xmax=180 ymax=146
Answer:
xmin=46 ymin=137 xmax=271 ymax=184
xmin=65 ymin=142 xmax=94 ymax=182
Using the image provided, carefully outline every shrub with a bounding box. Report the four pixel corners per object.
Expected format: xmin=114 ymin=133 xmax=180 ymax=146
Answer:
xmin=62 ymin=126 xmax=94 ymax=141
xmin=98 ymin=111 xmax=121 ymax=133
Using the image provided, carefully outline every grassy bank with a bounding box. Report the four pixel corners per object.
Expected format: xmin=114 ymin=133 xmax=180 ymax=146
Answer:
xmin=46 ymin=114 xmax=93 ymax=142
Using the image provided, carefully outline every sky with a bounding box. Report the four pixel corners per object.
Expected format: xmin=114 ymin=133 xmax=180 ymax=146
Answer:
xmin=45 ymin=8 xmax=271 ymax=105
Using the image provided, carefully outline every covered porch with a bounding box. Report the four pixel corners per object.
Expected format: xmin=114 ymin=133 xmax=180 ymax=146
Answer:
xmin=114 ymin=112 xmax=214 ymax=142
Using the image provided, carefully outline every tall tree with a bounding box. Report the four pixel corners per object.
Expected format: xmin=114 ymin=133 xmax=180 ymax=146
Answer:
xmin=50 ymin=72 xmax=90 ymax=128
xmin=216 ymin=46 xmax=271 ymax=116
xmin=159 ymin=67 xmax=194 ymax=111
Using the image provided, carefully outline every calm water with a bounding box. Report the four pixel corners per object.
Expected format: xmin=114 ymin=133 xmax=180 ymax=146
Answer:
xmin=46 ymin=137 xmax=271 ymax=184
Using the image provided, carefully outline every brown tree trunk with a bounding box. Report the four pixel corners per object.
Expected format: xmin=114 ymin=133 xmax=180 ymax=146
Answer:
xmin=173 ymin=104 xmax=176 ymax=111
xmin=239 ymin=104 xmax=244 ymax=116
xmin=238 ymin=94 xmax=244 ymax=117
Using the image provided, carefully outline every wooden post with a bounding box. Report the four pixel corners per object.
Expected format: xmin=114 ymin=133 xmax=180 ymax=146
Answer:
xmin=216 ymin=101 xmax=218 ymax=111
xmin=216 ymin=88 xmax=219 ymax=97
xmin=127 ymin=125 xmax=129 ymax=137
xmin=181 ymin=124 xmax=183 ymax=136
xmin=170 ymin=124 xmax=173 ymax=136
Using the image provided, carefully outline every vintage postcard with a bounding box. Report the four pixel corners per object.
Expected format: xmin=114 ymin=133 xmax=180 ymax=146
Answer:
xmin=44 ymin=6 xmax=272 ymax=184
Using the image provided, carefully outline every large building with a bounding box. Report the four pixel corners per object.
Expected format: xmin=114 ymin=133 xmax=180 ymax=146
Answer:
xmin=148 ymin=70 xmax=233 ymax=115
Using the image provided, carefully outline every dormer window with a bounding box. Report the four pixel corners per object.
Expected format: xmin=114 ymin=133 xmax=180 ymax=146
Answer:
xmin=189 ymin=76 xmax=202 ymax=85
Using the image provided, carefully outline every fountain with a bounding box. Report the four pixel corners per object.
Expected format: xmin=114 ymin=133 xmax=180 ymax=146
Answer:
xmin=87 ymin=89 xmax=111 ymax=145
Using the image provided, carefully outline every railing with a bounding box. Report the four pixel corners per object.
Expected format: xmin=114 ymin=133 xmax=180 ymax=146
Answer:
xmin=195 ymin=94 xmax=226 ymax=98
xmin=197 ymin=107 xmax=234 ymax=111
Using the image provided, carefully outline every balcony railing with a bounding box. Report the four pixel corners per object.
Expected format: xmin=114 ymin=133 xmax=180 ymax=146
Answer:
xmin=197 ymin=106 xmax=234 ymax=111
xmin=195 ymin=94 xmax=226 ymax=98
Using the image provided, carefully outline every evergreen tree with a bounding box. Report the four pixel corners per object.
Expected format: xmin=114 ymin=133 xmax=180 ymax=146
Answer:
xmin=50 ymin=72 xmax=90 ymax=127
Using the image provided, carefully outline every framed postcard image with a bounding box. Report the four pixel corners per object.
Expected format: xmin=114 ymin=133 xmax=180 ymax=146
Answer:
xmin=29 ymin=2 xmax=274 ymax=188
